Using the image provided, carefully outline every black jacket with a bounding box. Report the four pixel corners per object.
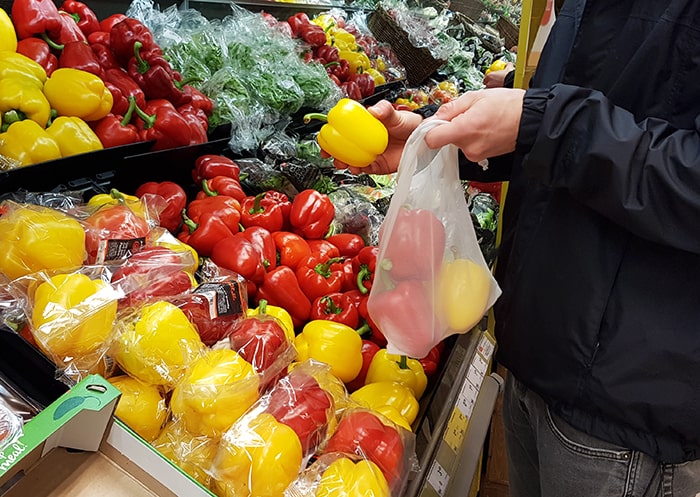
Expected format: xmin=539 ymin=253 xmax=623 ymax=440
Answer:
xmin=484 ymin=0 xmax=700 ymax=463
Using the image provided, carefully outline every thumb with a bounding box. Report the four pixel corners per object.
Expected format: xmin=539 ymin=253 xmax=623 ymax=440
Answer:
xmin=367 ymin=100 xmax=396 ymax=124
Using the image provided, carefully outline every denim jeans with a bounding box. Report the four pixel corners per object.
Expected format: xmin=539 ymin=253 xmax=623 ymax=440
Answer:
xmin=502 ymin=374 xmax=700 ymax=497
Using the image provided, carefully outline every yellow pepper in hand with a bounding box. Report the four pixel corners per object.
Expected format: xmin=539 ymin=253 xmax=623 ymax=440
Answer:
xmin=295 ymin=319 xmax=362 ymax=383
xmin=350 ymin=381 xmax=420 ymax=426
xmin=0 ymin=119 xmax=62 ymax=167
xmin=43 ymin=68 xmax=113 ymax=122
xmin=0 ymin=202 xmax=85 ymax=279
xmin=211 ymin=412 xmax=303 ymax=497
xmin=0 ymin=77 xmax=51 ymax=129
xmin=31 ymin=272 xmax=118 ymax=367
xmin=365 ymin=350 xmax=428 ymax=399
xmin=46 ymin=116 xmax=104 ymax=157
xmin=0 ymin=8 xmax=17 ymax=52
xmin=304 ymin=98 xmax=388 ymax=169
xmin=170 ymin=348 xmax=260 ymax=437
xmin=437 ymin=258 xmax=492 ymax=331
xmin=316 ymin=457 xmax=390 ymax=497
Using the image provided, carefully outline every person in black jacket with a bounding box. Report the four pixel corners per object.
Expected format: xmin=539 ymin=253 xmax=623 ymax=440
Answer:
xmin=331 ymin=0 xmax=700 ymax=495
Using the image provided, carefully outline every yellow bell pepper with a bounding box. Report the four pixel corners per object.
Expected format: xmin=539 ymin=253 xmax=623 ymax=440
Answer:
xmin=0 ymin=52 xmax=46 ymax=87
xmin=43 ymin=68 xmax=113 ymax=122
xmin=366 ymin=68 xmax=386 ymax=86
xmin=374 ymin=405 xmax=413 ymax=432
xmin=0 ymin=77 xmax=51 ymax=129
xmin=46 ymin=116 xmax=104 ymax=157
xmin=108 ymin=375 xmax=168 ymax=442
xmin=0 ymin=119 xmax=62 ymax=167
xmin=0 ymin=202 xmax=85 ymax=280
xmin=350 ymin=381 xmax=420 ymax=426
xmin=87 ymin=188 xmax=147 ymax=219
xmin=365 ymin=350 xmax=428 ymax=399
xmin=316 ymin=457 xmax=390 ymax=497
xmin=485 ymin=58 xmax=508 ymax=75
xmin=31 ymin=272 xmax=118 ymax=365
xmin=112 ymin=300 xmax=205 ymax=389
xmin=339 ymin=50 xmax=371 ymax=74
xmin=0 ymin=8 xmax=17 ymax=53
xmin=437 ymin=258 xmax=492 ymax=331
xmin=295 ymin=319 xmax=363 ymax=383
xmin=170 ymin=348 xmax=260 ymax=437
xmin=150 ymin=228 xmax=199 ymax=274
xmin=331 ymin=28 xmax=358 ymax=51
xmin=246 ymin=299 xmax=295 ymax=342
xmin=304 ymin=98 xmax=388 ymax=169
xmin=375 ymin=56 xmax=386 ymax=72
xmin=152 ymin=420 xmax=219 ymax=487
xmin=211 ymin=412 xmax=303 ymax=497
xmin=311 ymin=13 xmax=337 ymax=31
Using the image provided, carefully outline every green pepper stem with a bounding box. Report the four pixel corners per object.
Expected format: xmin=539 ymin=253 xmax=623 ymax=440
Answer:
xmin=201 ymin=179 xmax=217 ymax=196
xmin=303 ymin=112 xmax=328 ymax=125
xmin=398 ymin=355 xmax=409 ymax=369
xmin=315 ymin=257 xmax=343 ymax=278
xmin=130 ymin=96 xmax=156 ymax=130
xmin=356 ymin=321 xmax=371 ymax=336
xmin=248 ymin=192 xmax=266 ymax=215
xmin=120 ymin=96 xmax=138 ymax=126
xmin=259 ymin=299 xmax=268 ymax=314
xmin=356 ymin=266 xmax=371 ymax=294
xmin=181 ymin=209 xmax=198 ymax=233
xmin=133 ymin=41 xmax=150 ymax=74
xmin=321 ymin=295 xmax=342 ymax=315
xmin=40 ymin=32 xmax=64 ymax=51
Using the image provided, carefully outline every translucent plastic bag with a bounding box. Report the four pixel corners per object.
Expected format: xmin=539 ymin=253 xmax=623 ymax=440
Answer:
xmin=367 ymin=119 xmax=501 ymax=358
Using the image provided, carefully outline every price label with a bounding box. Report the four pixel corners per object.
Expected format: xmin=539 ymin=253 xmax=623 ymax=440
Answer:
xmin=443 ymin=408 xmax=468 ymax=452
xmin=427 ymin=460 xmax=450 ymax=496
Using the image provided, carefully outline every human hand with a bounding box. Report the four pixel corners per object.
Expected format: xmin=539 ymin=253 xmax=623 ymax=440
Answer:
xmin=425 ymin=88 xmax=525 ymax=163
xmin=327 ymin=99 xmax=423 ymax=175
xmin=483 ymin=62 xmax=515 ymax=88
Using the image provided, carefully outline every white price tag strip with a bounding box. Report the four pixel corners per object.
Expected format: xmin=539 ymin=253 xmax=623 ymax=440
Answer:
xmin=427 ymin=460 xmax=450 ymax=496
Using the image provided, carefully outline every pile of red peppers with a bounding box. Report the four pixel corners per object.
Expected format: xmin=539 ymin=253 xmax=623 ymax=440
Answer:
xmin=12 ymin=0 xmax=214 ymax=150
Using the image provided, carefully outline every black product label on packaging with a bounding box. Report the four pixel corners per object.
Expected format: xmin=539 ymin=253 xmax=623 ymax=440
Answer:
xmin=194 ymin=282 xmax=243 ymax=318
xmin=97 ymin=237 xmax=146 ymax=264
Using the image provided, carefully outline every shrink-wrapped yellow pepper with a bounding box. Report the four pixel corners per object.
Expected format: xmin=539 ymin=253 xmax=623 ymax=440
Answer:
xmin=295 ymin=319 xmax=362 ymax=383
xmin=350 ymin=381 xmax=420 ymax=426
xmin=316 ymin=457 xmax=390 ymax=497
xmin=0 ymin=202 xmax=85 ymax=279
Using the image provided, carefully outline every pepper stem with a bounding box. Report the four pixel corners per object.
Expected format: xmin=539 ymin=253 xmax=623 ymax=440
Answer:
xmin=133 ymin=41 xmax=150 ymax=74
xmin=248 ymin=192 xmax=266 ymax=215
xmin=201 ymin=179 xmax=217 ymax=196
xmin=315 ymin=257 xmax=343 ymax=278
xmin=398 ymin=355 xmax=409 ymax=369
xmin=130 ymin=96 xmax=156 ymax=129
xmin=40 ymin=32 xmax=64 ymax=51
xmin=259 ymin=299 xmax=268 ymax=314
xmin=303 ymin=112 xmax=328 ymax=125
xmin=120 ymin=95 xmax=138 ymax=126
xmin=355 ymin=321 xmax=371 ymax=336
xmin=181 ymin=209 xmax=198 ymax=233
xmin=356 ymin=266 xmax=371 ymax=294
xmin=321 ymin=295 xmax=342 ymax=315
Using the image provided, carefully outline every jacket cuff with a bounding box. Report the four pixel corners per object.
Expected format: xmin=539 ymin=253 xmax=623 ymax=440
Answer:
xmin=517 ymin=87 xmax=549 ymax=155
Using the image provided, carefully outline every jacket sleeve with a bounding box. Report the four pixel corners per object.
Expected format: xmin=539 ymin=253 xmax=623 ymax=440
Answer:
xmin=518 ymin=83 xmax=700 ymax=253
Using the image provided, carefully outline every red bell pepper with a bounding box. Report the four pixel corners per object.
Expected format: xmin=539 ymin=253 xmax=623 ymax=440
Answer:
xmin=299 ymin=23 xmax=327 ymax=47
xmin=367 ymin=279 xmax=438 ymax=357
xmin=272 ymin=231 xmax=312 ymax=271
xmin=307 ymin=239 xmax=340 ymax=260
xmin=184 ymin=195 xmax=241 ymax=234
xmin=192 ymin=154 xmax=240 ymax=184
xmin=134 ymin=180 xmax=187 ymax=233
xmin=183 ymin=84 xmax=214 ymax=116
xmin=177 ymin=104 xmax=208 ymax=144
xmin=195 ymin=176 xmax=246 ymax=203
xmin=240 ymin=191 xmax=291 ymax=233
xmin=228 ymin=314 xmax=288 ymax=375
xmin=84 ymin=203 xmax=150 ymax=264
xmin=289 ymin=189 xmax=335 ymax=240
xmin=349 ymin=72 xmax=376 ymax=98
xmin=327 ymin=233 xmax=366 ymax=258
xmin=90 ymin=96 xmax=142 ymax=148
xmin=59 ymin=0 xmax=100 ymax=36
xmin=381 ymin=207 xmax=446 ymax=281
xmin=87 ymin=30 xmax=109 ymax=46
xmin=56 ymin=11 xmax=88 ymax=45
xmin=266 ymin=369 xmax=333 ymax=456
xmin=239 ymin=226 xmax=276 ymax=271
xmin=104 ymin=68 xmax=146 ymax=116
xmin=133 ymin=98 xmax=194 ymax=151
xmin=310 ymin=292 xmax=359 ymax=329
xmin=99 ymin=13 xmax=126 ymax=33
xmin=16 ymin=38 xmax=58 ymax=76
xmin=256 ymin=265 xmax=311 ymax=328
xmin=210 ymin=235 xmax=267 ymax=285
xmin=419 ymin=343 xmax=443 ymax=378
xmin=296 ymin=255 xmax=345 ymax=302
xmin=59 ymin=40 xmax=104 ymax=78
xmin=359 ymin=294 xmax=387 ymax=348
xmin=91 ymin=42 xmax=119 ymax=70
xmin=128 ymin=42 xmax=191 ymax=107
xmin=170 ymin=274 xmax=246 ymax=346
xmin=327 ymin=59 xmax=350 ymax=83
xmin=109 ymin=17 xmax=156 ymax=65
xmin=324 ymin=410 xmax=405 ymax=486
xmin=287 ymin=12 xmax=311 ymax=38
xmin=11 ymin=0 xmax=62 ymax=43
xmin=341 ymin=80 xmax=362 ymax=100
xmin=345 ymin=340 xmax=381 ymax=392
xmin=332 ymin=257 xmax=356 ymax=292
xmin=316 ymin=44 xmax=339 ymax=63
xmin=352 ymin=245 xmax=378 ymax=294
xmin=111 ymin=245 xmax=193 ymax=309
xmin=178 ymin=211 xmax=235 ymax=258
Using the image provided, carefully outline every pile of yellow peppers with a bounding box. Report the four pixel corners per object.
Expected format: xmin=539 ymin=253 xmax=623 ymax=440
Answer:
xmin=0 ymin=13 xmax=109 ymax=167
